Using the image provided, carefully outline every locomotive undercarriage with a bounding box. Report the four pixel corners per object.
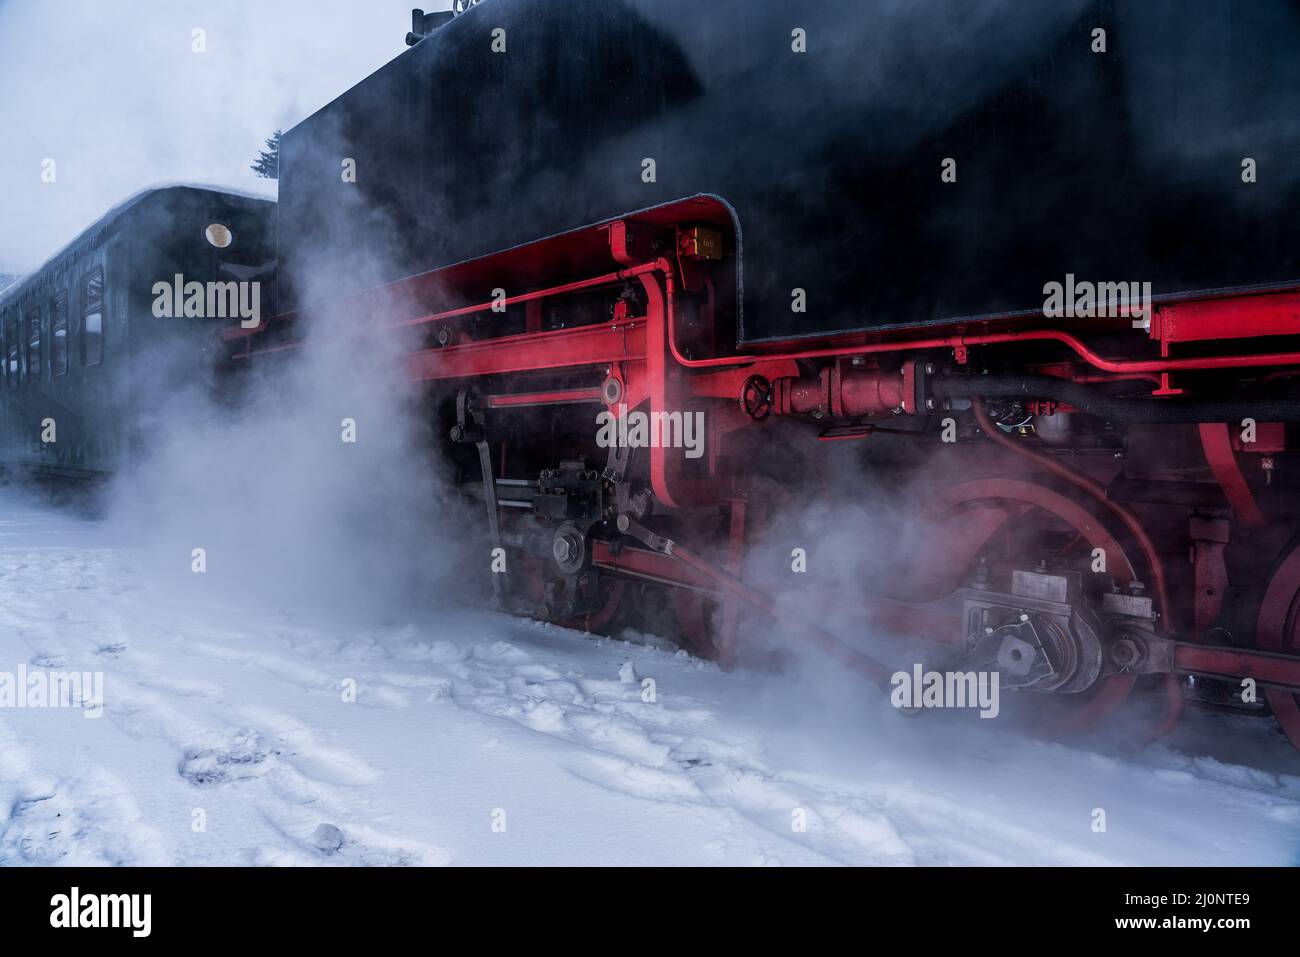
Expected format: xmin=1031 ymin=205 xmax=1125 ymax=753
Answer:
xmin=232 ymin=197 xmax=1300 ymax=752
xmin=452 ymin=386 xmax=1300 ymax=745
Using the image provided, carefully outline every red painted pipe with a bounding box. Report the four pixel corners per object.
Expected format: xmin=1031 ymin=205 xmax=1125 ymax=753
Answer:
xmin=243 ymin=252 xmax=1300 ymax=384
xmin=391 ymin=260 xmax=665 ymax=329
xmin=671 ymin=321 xmax=1300 ymax=377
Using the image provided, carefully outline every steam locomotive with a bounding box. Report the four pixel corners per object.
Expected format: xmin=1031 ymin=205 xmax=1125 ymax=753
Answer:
xmin=13 ymin=0 xmax=1300 ymax=752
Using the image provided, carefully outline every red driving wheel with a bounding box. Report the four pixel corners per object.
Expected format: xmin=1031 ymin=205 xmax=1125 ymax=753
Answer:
xmin=934 ymin=478 xmax=1151 ymax=732
xmin=1256 ymin=542 xmax=1300 ymax=750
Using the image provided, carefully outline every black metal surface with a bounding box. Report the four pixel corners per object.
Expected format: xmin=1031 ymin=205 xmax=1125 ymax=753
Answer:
xmin=277 ymin=0 xmax=1300 ymax=343
xmin=934 ymin=373 xmax=1300 ymax=422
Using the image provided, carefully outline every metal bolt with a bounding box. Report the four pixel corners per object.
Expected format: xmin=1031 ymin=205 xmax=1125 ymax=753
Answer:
xmin=1111 ymin=636 xmax=1143 ymax=669
xmin=553 ymin=534 xmax=579 ymax=564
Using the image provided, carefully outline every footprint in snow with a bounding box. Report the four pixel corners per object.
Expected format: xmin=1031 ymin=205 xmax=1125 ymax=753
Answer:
xmin=0 ymin=789 xmax=70 ymax=865
xmin=179 ymin=729 xmax=280 ymax=787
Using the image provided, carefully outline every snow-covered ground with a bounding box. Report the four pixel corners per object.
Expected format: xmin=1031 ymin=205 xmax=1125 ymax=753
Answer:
xmin=1 ymin=489 xmax=1298 ymax=867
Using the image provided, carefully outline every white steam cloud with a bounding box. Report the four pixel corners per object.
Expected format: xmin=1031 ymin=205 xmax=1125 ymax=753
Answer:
xmin=105 ymin=281 xmax=468 ymax=625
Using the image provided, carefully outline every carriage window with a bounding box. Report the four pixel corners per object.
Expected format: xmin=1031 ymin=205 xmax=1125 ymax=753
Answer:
xmin=25 ymin=306 xmax=41 ymax=383
xmin=82 ymin=269 xmax=103 ymax=366
xmin=50 ymin=293 xmax=69 ymax=376
xmin=4 ymin=312 xmax=16 ymax=388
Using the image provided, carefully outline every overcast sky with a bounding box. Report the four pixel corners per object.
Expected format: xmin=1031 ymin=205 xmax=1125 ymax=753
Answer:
xmin=0 ymin=0 xmax=452 ymax=273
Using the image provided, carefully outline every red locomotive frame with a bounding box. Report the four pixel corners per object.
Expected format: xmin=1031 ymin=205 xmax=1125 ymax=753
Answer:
xmin=227 ymin=195 xmax=1300 ymax=752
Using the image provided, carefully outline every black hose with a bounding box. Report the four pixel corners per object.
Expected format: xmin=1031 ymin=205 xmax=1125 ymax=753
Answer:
xmin=932 ymin=374 xmax=1300 ymax=423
